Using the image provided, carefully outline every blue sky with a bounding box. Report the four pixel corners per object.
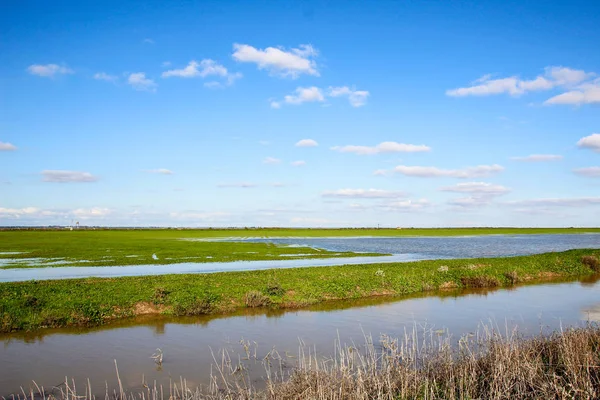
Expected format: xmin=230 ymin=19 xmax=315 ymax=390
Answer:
xmin=1 ymin=0 xmax=599 ymax=227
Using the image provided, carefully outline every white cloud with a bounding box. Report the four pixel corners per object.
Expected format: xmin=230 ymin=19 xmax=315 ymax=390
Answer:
xmin=144 ymin=169 xmax=173 ymax=175
xmin=232 ymin=43 xmax=318 ymax=78
xmin=283 ymin=87 xmax=325 ymax=105
xmin=143 ymin=38 xmax=154 ymax=44
xmin=332 ymin=141 xmax=431 ymax=155
xmin=270 ymin=101 xmax=281 ymax=109
xmin=72 ymin=207 xmax=112 ymax=219
xmin=381 ymin=199 xmax=430 ymax=211
xmin=27 ymin=64 xmax=74 ymax=77
xmin=511 ymin=154 xmax=563 ymax=162
xmin=577 ymin=133 xmax=600 ymax=153
xmin=573 ymin=167 xmax=600 ymax=177
xmin=328 ymin=86 xmax=370 ymax=107
xmin=506 ymin=198 xmax=600 ymax=207
xmin=127 ymin=72 xmax=157 ymax=92
xmin=440 ymin=182 xmax=510 ymax=195
xmin=0 ymin=141 xmax=17 ymax=151
xmin=42 ymin=170 xmax=98 ymax=183
xmin=291 ymin=160 xmax=306 ymax=166
xmin=446 ymin=66 xmax=595 ymax=98
xmin=322 ymin=189 xmax=407 ymax=199
xmin=544 ymin=81 xmax=600 ymax=105
xmin=295 ymin=139 xmax=318 ymax=147
xmin=448 ymin=196 xmax=496 ymax=208
xmin=217 ymin=182 xmax=256 ymax=188
xmin=392 ymin=164 xmax=504 ymax=178
xmin=169 ymin=211 xmax=231 ymax=221
xmin=263 ymin=156 xmax=282 ymax=164
xmin=93 ymin=72 xmax=118 ymax=82
xmin=0 ymin=207 xmax=41 ymax=218
xmin=161 ymin=60 xmax=242 ymax=87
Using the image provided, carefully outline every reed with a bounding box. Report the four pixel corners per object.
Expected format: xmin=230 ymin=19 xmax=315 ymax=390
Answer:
xmin=5 ymin=323 xmax=600 ymax=399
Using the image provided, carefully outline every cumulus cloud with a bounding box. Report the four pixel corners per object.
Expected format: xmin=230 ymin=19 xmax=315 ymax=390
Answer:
xmin=169 ymin=211 xmax=231 ymax=221
xmin=127 ymin=72 xmax=157 ymax=92
xmin=144 ymin=169 xmax=173 ymax=175
xmin=328 ymin=86 xmax=370 ymax=107
xmin=291 ymin=160 xmax=306 ymax=166
xmin=392 ymin=164 xmax=504 ymax=179
xmin=232 ymin=43 xmax=318 ymax=78
xmin=577 ymin=133 xmax=600 ymax=153
xmin=0 ymin=207 xmax=41 ymax=218
xmin=0 ymin=141 xmax=17 ymax=151
xmin=332 ymin=141 xmax=431 ymax=155
xmin=162 ymin=60 xmax=242 ymax=86
xmin=322 ymin=189 xmax=407 ymax=199
xmin=263 ymin=156 xmax=282 ymax=164
xmin=511 ymin=154 xmax=563 ymax=162
xmin=447 ymin=66 xmax=600 ymax=105
xmin=93 ymin=72 xmax=118 ymax=82
xmin=217 ymin=182 xmax=256 ymax=188
xmin=380 ymin=199 xmax=430 ymax=212
xmin=41 ymin=170 xmax=98 ymax=183
xmin=440 ymin=182 xmax=510 ymax=195
xmin=442 ymin=182 xmax=510 ymax=208
xmin=573 ymin=167 xmax=600 ymax=177
xmin=72 ymin=207 xmax=112 ymax=219
xmin=283 ymin=87 xmax=325 ymax=105
xmin=506 ymin=197 xmax=600 ymax=207
xmin=545 ymin=80 xmax=600 ymax=105
xmin=295 ymin=139 xmax=318 ymax=147
xmin=27 ymin=64 xmax=74 ymax=77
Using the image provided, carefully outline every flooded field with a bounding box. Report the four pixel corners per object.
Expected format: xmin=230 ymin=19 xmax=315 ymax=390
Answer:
xmin=2 ymin=275 xmax=599 ymax=396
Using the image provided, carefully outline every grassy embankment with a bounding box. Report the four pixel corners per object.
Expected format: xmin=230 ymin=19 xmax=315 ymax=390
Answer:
xmin=1 ymin=249 xmax=599 ymax=333
xmin=1 ymin=228 xmax=599 ymax=268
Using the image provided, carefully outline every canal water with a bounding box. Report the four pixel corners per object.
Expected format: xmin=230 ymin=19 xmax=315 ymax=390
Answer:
xmin=2 ymin=275 xmax=599 ymax=396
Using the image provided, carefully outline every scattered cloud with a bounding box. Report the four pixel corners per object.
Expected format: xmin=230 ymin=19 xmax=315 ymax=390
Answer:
xmin=545 ymin=80 xmax=600 ymax=105
xmin=127 ymin=72 xmax=157 ymax=92
xmin=577 ymin=133 xmax=600 ymax=153
xmin=169 ymin=211 xmax=231 ymax=221
xmin=332 ymin=141 xmax=430 ymax=155
xmin=440 ymin=182 xmax=511 ymax=195
xmin=441 ymin=182 xmax=510 ymax=208
xmin=217 ymin=182 xmax=256 ymax=188
xmin=322 ymin=188 xmax=407 ymax=199
xmin=232 ymin=43 xmax=318 ymax=78
xmin=72 ymin=207 xmax=112 ymax=219
xmin=270 ymin=101 xmax=282 ymax=109
xmin=447 ymin=66 xmax=598 ymax=105
xmin=93 ymin=72 xmax=118 ymax=82
xmin=27 ymin=64 xmax=74 ymax=77
xmin=295 ymin=139 xmax=318 ymax=147
xmin=161 ymin=60 xmax=242 ymax=87
xmin=144 ymin=169 xmax=173 ymax=175
xmin=380 ymin=199 xmax=431 ymax=212
xmin=573 ymin=167 xmax=600 ymax=177
xmin=511 ymin=154 xmax=563 ymax=162
xmin=391 ymin=164 xmax=504 ymax=179
xmin=291 ymin=160 xmax=306 ymax=166
xmin=506 ymin=197 xmax=600 ymax=207
xmin=0 ymin=141 xmax=17 ymax=151
xmin=282 ymin=87 xmax=325 ymax=105
xmin=328 ymin=86 xmax=370 ymax=107
xmin=143 ymin=38 xmax=154 ymax=44
xmin=41 ymin=170 xmax=98 ymax=183
xmin=263 ymin=156 xmax=282 ymax=164
xmin=0 ymin=207 xmax=42 ymax=218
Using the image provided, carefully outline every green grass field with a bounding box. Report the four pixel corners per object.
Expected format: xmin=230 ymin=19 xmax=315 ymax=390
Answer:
xmin=1 ymin=248 xmax=598 ymax=333
xmin=1 ymin=227 xmax=599 ymax=268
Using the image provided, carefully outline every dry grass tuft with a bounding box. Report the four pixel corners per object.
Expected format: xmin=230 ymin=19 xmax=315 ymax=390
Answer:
xmin=244 ymin=290 xmax=271 ymax=308
xmin=504 ymin=270 xmax=522 ymax=285
xmin=582 ymin=255 xmax=600 ymax=271
xmin=461 ymin=275 xmax=501 ymax=288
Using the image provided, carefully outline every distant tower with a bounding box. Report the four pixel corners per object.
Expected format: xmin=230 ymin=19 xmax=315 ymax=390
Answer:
xmin=76 ymin=221 xmax=80 ymax=229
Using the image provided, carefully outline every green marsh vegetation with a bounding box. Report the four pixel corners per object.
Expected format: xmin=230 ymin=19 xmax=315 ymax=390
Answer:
xmin=1 ymin=227 xmax=599 ymax=268
xmin=1 ymin=249 xmax=598 ymax=332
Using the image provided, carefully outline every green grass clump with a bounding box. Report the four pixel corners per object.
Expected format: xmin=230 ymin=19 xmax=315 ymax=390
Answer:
xmin=0 ymin=248 xmax=598 ymax=333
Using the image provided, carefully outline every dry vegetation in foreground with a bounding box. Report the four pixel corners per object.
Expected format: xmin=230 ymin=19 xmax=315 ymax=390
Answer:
xmin=7 ymin=324 xmax=600 ymax=400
